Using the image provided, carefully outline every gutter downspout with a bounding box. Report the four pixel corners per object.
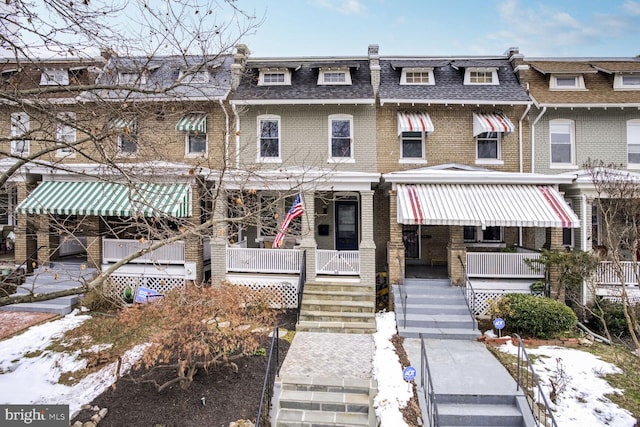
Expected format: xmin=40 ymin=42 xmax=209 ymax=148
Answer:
xmin=517 ymin=103 xmax=532 ymax=246
xmin=531 ymin=106 xmax=547 ymax=174
xmin=231 ymin=103 xmax=240 ymax=169
xmin=219 ymin=99 xmax=230 ymax=166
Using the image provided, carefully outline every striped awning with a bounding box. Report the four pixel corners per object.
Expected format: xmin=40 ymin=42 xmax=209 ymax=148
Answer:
xmin=396 ymin=183 xmax=579 ymax=228
xmin=108 ymin=117 xmax=137 ymax=133
xmin=175 ymin=113 xmax=207 ymax=133
xmin=16 ymin=181 xmax=192 ymax=217
xmin=398 ymin=112 xmax=434 ymax=135
xmin=472 ymin=113 xmax=515 ymax=136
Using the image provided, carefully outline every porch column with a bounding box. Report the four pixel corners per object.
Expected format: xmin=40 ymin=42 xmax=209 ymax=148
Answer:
xmin=299 ymin=191 xmax=317 ymax=282
xmin=359 ymin=190 xmax=376 ymax=285
xmin=387 ymin=189 xmax=405 ymax=285
xmin=84 ymin=216 xmax=102 ymax=270
xmin=547 ymin=227 xmax=565 ymax=301
xmin=36 ymin=215 xmax=58 ymax=267
xmin=14 ymin=182 xmax=37 ymax=272
xmin=184 ymin=183 xmax=203 ymax=285
xmin=448 ymin=226 xmax=466 ymax=286
xmin=210 ymin=189 xmax=227 ymax=285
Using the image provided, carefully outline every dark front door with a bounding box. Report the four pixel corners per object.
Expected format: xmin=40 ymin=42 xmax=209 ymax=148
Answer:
xmin=335 ymin=201 xmax=358 ymax=250
xmin=403 ymin=225 xmax=420 ymax=259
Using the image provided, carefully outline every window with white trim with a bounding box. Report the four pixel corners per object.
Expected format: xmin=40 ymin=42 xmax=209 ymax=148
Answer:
xmin=56 ymin=112 xmax=76 ymax=157
xmin=463 ymin=226 xmax=503 ymax=243
xmin=179 ymin=70 xmax=209 ymax=84
xmin=258 ymin=69 xmax=291 ymax=85
xmin=615 ymin=74 xmax=640 ymax=90
xmin=476 ymin=132 xmax=501 ymax=161
xmin=464 ymin=68 xmax=498 ymax=85
xmin=329 ymin=114 xmax=353 ymax=160
xmin=40 ymin=69 xmax=69 ymax=86
xmin=10 ymin=112 xmax=29 ymax=155
xmin=118 ymin=72 xmax=146 ymax=85
xmin=258 ymin=194 xmax=301 ymax=241
xmin=400 ymin=131 xmax=425 ymax=160
xmin=186 ymin=132 xmax=207 ymax=155
xmin=318 ymin=68 xmax=352 ymax=85
xmin=401 ymin=68 xmax=434 ymax=85
xmin=258 ymin=115 xmax=280 ymax=161
xmin=549 ymin=119 xmax=575 ymax=166
xmin=627 ymin=120 xmax=640 ymax=165
xmin=550 ymin=75 xmax=585 ymax=90
xmin=117 ymin=128 xmax=137 ymax=155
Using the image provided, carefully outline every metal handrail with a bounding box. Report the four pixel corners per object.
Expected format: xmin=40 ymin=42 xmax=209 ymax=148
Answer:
xmin=397 ymin=255 xmax=407 ymax=328
xmin=296 ymin=250 xmax=306 ymax=324
xmin=255 ymin=326 xmax=280 ymax=427
xmin=419 ymin=333 xmax=440 ymax=426
xmin=457 ymin=255 xmax=477 ymax=329
xmin=513 ymin=334 xmax=558 ymax=427
xmin=0 ymin=244 xmax=46 ymax=290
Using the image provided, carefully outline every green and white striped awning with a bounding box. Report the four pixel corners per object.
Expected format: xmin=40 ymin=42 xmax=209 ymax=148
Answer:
xmin=108 ymin=117 xmax=138 ymax=133
xmin=16 ymin=181 xmax=192 ymax=217
xmin=175 ymin=113 xmax=207 ymax=133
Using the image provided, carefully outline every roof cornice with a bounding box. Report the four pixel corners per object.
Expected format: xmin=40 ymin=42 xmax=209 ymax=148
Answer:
xmin=230 ymin=99 xmax=376 ymax=106
xmin=379 ymin=98 xmax=531 ymax=106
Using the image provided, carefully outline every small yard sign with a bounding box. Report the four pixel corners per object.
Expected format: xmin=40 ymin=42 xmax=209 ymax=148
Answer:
xmin=403 ymin=366 xmax=416 ymax=382
xmin=135 ymin=286 xmax=161 ymax=303
xmin=493 ymin=317 xmax=506 ymax=337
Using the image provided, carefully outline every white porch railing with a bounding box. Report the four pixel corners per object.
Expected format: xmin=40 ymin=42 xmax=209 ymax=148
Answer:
xmin=103 ymin=238 xmax=185 ymax=264
xmin=226 ymin=247 xmax=302 ymax=273
xmin=595 ymin=261 xmax=639 ymax=286
xmin=316 ymin=250 xmax=360 ymax=275
xmin=466 ymin=252 xmax=544 ymax=278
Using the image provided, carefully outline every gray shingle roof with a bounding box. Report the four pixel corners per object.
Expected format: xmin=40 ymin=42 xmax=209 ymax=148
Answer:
xmin=231 ymin=59 xmax=374 ymax=102
xmin=379 ymin=58 xmax=530 ymax=103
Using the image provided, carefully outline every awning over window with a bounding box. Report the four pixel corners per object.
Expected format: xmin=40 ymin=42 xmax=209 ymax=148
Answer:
xmin=108 ymin=117 xmax=138 ymax=133
xmin=175 ymin=113 xmax=207 ymax=133
xmin=397 ymin=112 xmax=434 ymax=135
xmin=472 ymin=113 xmax=515 ymax=136
xmin=16 ymin=181 xmax=192 ymax=218
xmin=396 ymin=183 xmax=579 ymax=228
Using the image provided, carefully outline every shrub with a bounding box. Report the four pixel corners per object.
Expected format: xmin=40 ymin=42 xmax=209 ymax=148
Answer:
xmin=589 ymin=298 xmax=640 ymax=338
xmin=491 ymin=293 xmax=577 ymax=339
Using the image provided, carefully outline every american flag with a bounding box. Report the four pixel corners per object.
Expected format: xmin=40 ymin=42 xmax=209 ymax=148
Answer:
xmin=273 ymin=194 xmax=304 ymax=248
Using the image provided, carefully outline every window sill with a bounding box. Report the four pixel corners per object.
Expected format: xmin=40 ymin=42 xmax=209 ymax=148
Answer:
xmin=475 ymin=159 xmax=504 ymax=166
xmin=627 ymin=163 xmax=640 ymax=169
xmin=258 ymin=157 xmax=282 ymax=163
xmin=328 ymin=158 xmax=355 ymax=164
xmin=549 ymin=164 xmax=578 ymax=169
xmin=185 ymin=153 xmax=208 ymax=158
xmin=399 ymin=159 xmax=427 ymax=164
xmin=116 ymin=152 xmax=137 ymax=158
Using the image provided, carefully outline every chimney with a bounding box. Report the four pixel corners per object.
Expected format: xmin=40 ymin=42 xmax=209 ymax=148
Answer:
xmin=231 ymin=44 xmax=250 ymax=90
xmin=368 ymin=44 xmax=380 ymax=97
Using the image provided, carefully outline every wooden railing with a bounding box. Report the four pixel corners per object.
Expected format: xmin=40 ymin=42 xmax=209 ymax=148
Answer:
xmin=226 ymin=247 xmax=302 ymax=273
xmin=596 ymin=261 xmax=639 ymax=286
xmin=316 ymin=250 xmax=360 ymax=275
xmin=466 ymin=252 xmax=544 ymax=278
xmin=103 ymin=238 xmax=185 ymax=264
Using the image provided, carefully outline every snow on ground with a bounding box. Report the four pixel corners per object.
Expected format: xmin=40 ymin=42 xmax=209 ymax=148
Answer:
xmin=0 ymin=309 xmax=147 ymax=418
xmin=372 ymin=311 xmax=412 ymax=427
xmin=498 ymin=339 xmax=637 ymax=427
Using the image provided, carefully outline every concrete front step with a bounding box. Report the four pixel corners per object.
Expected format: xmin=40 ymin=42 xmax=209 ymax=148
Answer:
xmin=302 ymin=299 xmax=374 ymax=313
xmin=0 ymin=299 xmax=73 ymax=315
xmin=402 ymin=303 xmax=471 ymax=315
xmin=279 ymin=389 xmax=369 ymax=413
xmin=297 ymin=320 xmax=376 ymax=334
xmin=397 ymin=326 xmax=481 ymax=340
xmin=299 ymin=310 xmax=375 ymax=323
xmin=276 ymin=408 xmax=370 ymax=427
xmin=400 ymin=314 xmax=476 ymax=329
xmin=304 ymin=282 xmax=373 ymax=293
xmin=302 ymin=289 xmax=372 ymax=302
xmin=437 ymin=402 xmax=524 ymax=426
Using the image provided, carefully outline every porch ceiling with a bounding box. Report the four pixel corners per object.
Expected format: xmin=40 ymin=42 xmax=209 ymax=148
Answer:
xmin=396 ymin=183 xmax=579 ymax=228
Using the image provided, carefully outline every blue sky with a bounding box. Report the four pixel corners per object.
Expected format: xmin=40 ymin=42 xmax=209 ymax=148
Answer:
xmin=236 ymin=0 xmax=640 ymax=58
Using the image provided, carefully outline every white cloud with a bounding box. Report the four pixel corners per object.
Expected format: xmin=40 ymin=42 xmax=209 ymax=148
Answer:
xmin=623 ymin=1 xmax=640 ymax=16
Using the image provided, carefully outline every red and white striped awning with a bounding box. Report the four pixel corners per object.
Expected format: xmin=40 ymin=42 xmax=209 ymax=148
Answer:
xmin=397 ymin=112 xmax=434 ymax=135
xmin=472 ymin=113 xmax=515 ymax=136
xmin=396 ymin=183 xmax=579 ymax=228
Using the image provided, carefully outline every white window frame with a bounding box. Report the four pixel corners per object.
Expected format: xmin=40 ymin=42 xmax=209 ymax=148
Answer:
xmin=56 ymin=112 xmax=76 ymax=158
xmin=627 ymin=119 xmax=640 ymax=167
xmin=117 ymin=131 xmax=138 ymax=157
xmin=400 ymin=68 xmax=434 ymax=85
xmin=549 ymin=119 xmax=575 ymax=168
xmin=257 ymin=115 xmax=281 ymax=162
xmin=185 ymin=131 xmax=207 ymax=156
xmin=463 ymin=225 xmax=504 ymax=246
xmin=549 ymin=74 xmax=586 ymax=90
xmin=399 ymin=131 xmax=426 ymax=163
xmin=328 ymin=114 xmax=354 ymax=162
xmin=258 ymin=69 xmax=291 ymax=86
xmin=318 ymin=68 xmax=352 ymax=85
xmin=118 ymin=72 xmax=147 ymax=85
xmin=464 ymin=68 xmax=499 ymax=85
xmin=475 ymin=132 xmax=503 ymax=165
xmin=40 ymin=69 xmax=69 ymax=86
xmin=562 ymin=199 xmax=574 ymax=248
xmin=179 ymin=69 xmax=209 ymax=84
xmin=10 ymin=112 xmax=30 ymax=155
xmin=614 ymin=73 xmax=640 ymax=90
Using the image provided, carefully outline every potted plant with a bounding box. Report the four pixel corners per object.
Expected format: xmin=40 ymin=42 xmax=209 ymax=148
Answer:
xmin=530 ymin=280 xmax=546 ymax=296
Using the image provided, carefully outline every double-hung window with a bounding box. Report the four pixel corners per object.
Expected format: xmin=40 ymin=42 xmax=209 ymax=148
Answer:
xmin=318 ymin=68 xmax=352 ymax=85
xmin=464 ymin=68 xmax=499 ymax=85
xmin=400 ymin=132 xmax=424 ymax=160
xmin=476 ymin=132 xmax=501 ymax=161
xmin=118 ymin=128 xmax=137 ymax=155
xmin=10 ymin=112 xmax=29 ymax=155
xmin=176 ymin=113 xmax=207 ymax=156
xmin=56 ymin=112 xmax=76 ymax=157
xmin=258 ymin=115 xmax=280 ymax=161
xmin=329 ymin=115 xmax=353 ymax=161
xmin=258 ymin=69 xmax=291 ymax=86
xmin=614 ymin=74 xmax=640 ymax=90
xmin=628 ymin=120 xmax=640 ymax=166
xmin=187 ymin=132 xmax=207 ymax=155
xmin=464 ymin=226 xmax=503 ymax=243
xmin=549 ymin=119 xmax=575 ymax=166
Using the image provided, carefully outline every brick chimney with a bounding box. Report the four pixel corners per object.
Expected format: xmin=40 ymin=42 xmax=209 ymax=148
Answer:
xmin=231 ymin=44 xmax=249 ymax=90
xmin=368 ymin=44 xmax=380 ymax=97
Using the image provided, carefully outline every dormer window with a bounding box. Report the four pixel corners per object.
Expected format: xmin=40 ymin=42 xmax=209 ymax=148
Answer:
xmin=318 ymin=68 xmax=351 ymax=85
xmin=179 ymin=70 xmax=209 ymax=84
xmin=550 ymin=75 xmax=586 ymax=90
xmin=400 ymin=68 xmax=434 ymax=85
xmin=464 ymin=68 xmax=498 ymax=85
xmin=614 ymin=73 xmax=640 ymax=90
xmin=118 ymin=72 xmax=147 ymax=85
xmin=40 ymin=69 xmax=69 ymax=86
xmin=258 ymin=68 xmax=291 ymax=86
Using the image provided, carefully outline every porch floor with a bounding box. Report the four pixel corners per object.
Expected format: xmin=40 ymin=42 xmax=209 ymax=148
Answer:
xmin=405 ymin=260 xmax=448 ymax=279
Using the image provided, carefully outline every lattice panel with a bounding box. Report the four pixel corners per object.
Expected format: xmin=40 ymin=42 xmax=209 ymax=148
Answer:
xmin=474 ymin=289 xmax=530 ymax=316
xmin=225 ymin=277 xmax=298 ymax=308
xmin=105 ymin=274 xmax=185 ymax=300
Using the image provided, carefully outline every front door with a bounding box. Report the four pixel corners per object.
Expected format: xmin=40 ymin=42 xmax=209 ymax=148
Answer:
xmin=403 ymin=225 xmax=420 ymax=259
xmin=335 ymin=201 xmax=358 ymax=250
